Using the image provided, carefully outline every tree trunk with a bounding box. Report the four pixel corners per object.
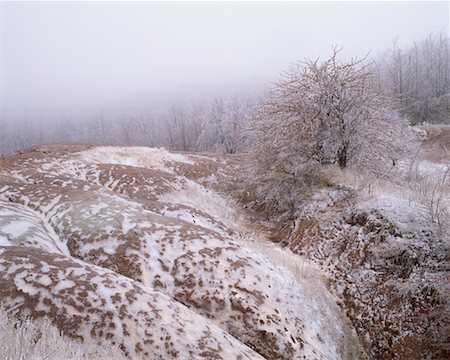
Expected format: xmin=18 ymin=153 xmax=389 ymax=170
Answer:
xmin=337 ymin=143 xmax=348 ymax=169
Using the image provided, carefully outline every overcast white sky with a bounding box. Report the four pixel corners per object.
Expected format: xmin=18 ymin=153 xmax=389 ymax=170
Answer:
xmin=1 ymin=1 xmax=449 ymax=120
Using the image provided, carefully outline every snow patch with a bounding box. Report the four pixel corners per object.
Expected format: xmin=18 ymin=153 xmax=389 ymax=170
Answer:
xmin=1 ymin=220 xmax=32 ymax=238
xmin=79 ymin=146 xmax=194 ymax=173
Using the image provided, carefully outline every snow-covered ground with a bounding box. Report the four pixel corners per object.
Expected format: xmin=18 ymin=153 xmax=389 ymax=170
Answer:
xmin=0 ymin=144 xmax=364 ymax=359
xmin=0 ymin=307 xmax=127 ymax=360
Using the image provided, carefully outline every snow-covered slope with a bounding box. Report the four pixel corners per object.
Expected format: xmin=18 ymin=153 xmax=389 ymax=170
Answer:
xmin=0 ymin=144 xmax=360 ymax=359
xmin=0 ymin=245 xmax=262 ymax=359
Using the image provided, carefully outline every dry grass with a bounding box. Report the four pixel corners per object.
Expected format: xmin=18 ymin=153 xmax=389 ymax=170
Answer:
xmin=0 ymin=308 xmax=126 ymax=360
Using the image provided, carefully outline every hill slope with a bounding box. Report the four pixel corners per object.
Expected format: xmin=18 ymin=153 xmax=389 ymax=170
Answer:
xmin=0 ymin=144 xmax=363 ymax=359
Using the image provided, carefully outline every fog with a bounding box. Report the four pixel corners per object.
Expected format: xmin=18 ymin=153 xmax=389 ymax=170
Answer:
xmin=1 ymin=1 xmax=448 ymax=122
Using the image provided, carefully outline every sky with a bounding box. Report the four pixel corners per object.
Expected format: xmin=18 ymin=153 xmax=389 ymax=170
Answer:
xmin=0 ymin=1 xmax=449 ymax=120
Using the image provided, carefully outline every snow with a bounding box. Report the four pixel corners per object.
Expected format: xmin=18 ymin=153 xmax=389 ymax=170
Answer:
xmin=79 ymin=146 xmax=195 ymax=172
xmin=0 ymin=307 xmax=127 ymax=360
xmin=1 ymin=220 xmax=32 ymax=238
xmin=0 ymin=200 xmax=70 ymax=256
xmin=239 ymin=233 xmax=360 ymax=359
xmin=0 ymin=235 xmax=9 ymax=246
xmin=37 ymin=274 xmax=52 ymax=287
xmin=159 ymin=179 xmax=242 ymax=234
xmin=52 ymin=279 xmax=76 ymax=292
xmin=88 ymin=202 xmax=109 ymax=216
xmin=358 ymin=194 xmax=428 ymax=232
xmin=276 ymin=153 xmax=449 ymax=359
xmin=1 ymin=246 xmax=264 ymax=359
xmin=121 ymin=216 xmax=136 ymax=234
xmin=416 ymin=159 xmax=449 ymax=176
xmin=0 ymin=144 xmax=365 ymax=359
xmin=13 ymin=271 xmax=41 ymax=296
xmin=41 ymin=163 xmax=53 ymax=171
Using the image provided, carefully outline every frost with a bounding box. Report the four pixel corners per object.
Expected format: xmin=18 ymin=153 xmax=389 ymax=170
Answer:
xmin=0 ymin=144 xmax=366 ymax=359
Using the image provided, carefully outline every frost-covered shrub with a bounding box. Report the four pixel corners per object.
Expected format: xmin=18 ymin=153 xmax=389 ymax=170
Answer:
xmin=388 ymin=147 xmax=450 ymax=242
xmin=247 ymin=48 xmax=417 ymax=215
xmin=409 ymin=163 xmax=450 ymax=241
xmin=251 ymin=161 xmax=331 ymax=215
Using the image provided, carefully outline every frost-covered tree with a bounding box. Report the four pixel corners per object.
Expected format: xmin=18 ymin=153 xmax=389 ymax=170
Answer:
xmin=197 ymin=98 xmax=226 ymax=152
xmin=197 ymin=97 xmax=250 ymax=153
xmin=248 ymin=49 xmax=417 ymax=210
xmin=376 ymin=32 xmax=450 ymax=124
xmin=222 ymin=96 xmax=250 ymax=154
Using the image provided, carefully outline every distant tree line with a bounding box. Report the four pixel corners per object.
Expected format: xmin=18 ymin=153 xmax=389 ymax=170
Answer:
xmin=1 ymin=32 xmax=448 ymax=155
xmin=0 ymin=96 xmax=251 ymax=155
xmin=374 ymin=32 xmax=450 ymax=124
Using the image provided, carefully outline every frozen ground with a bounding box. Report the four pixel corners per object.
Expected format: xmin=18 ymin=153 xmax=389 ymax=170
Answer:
xmin=0 ymin=144 xmax=364 ymax=359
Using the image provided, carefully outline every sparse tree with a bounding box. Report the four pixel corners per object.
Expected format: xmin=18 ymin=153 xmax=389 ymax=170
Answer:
xmin=222 ymin=96 xmax=249 ymax=154
xmin=164 ymin=105 xmax=193 ymax=151
xmin=0 ymin=114 xmax=11 ymax=154
xmin=197 ymin=98 xmax=226 ymax=152
xmin=13 ymin=118 xmax=38 ymax=151
xmin=134 ymin=111 xmax=157 ymax=147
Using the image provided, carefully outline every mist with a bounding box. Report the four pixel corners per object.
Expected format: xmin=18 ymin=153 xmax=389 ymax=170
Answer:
xmin=0 ymin=1 xmax=449 ymax=153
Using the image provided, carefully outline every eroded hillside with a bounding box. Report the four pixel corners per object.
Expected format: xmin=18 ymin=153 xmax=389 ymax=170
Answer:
xmin=1 ymin=125 xmax=447 ymax=359
xmin=0 ymin=145 xmax=363 ymax=359
xmin=255 ymin=125 xmax=450 ymax=359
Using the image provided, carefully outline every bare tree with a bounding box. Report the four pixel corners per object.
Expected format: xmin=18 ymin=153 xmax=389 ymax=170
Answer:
xmin=163 ymin=106 xmax=190 ymax=151
xmin=0 ymin=114 xmax=11 ymax=154
xmin=222 ymin=96 xmax=248 ymax=154
xmin=197 ymin=98 xmax=225 ymax=152
xmin=12 ymin=118 xmax=38 ymax=151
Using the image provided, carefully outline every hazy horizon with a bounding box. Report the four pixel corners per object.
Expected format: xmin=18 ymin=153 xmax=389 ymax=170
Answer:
xmin=1 ymin=1 xmax=449 ymax=121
